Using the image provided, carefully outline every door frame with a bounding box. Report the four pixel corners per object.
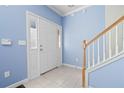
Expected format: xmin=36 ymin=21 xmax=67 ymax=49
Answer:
xmin=26 ymin=11 xmax=62 ymax=80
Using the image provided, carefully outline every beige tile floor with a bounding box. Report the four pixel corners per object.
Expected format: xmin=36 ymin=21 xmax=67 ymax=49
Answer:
xmin=24 ymin=65 xmax=82 ymax=88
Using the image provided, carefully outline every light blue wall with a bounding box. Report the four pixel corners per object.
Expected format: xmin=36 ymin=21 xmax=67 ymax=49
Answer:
xmin=89 ymin=58 xmax=124 ymax=88
xmin=62 ymin=6 xmax=105 ymax=67
xmin=0 ymin=5 xmax=62 ymax=88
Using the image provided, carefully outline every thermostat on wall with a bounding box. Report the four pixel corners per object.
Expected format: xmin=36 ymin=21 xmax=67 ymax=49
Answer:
xmin=1 ymin=39 xmax=12 ymax=45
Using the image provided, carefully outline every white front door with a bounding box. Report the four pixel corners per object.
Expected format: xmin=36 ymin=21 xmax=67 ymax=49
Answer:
xmin=39 ymin=19 xmax=59 ymax=74
xmin=39 ymin=20 xmax=48 ymax=73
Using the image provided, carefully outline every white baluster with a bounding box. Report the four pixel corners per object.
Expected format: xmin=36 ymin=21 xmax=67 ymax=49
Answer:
xmin=103 ymin=35 xmax=106 ymax=61
xmin=97 ymin=39 xmax=100 ymax=64
xmin=87 ymin=46 xmax=90 ymax=68
xmin=92 ymin=42 xmax=95 ymax=67
xmin=115 ymin=26 xmax=118 ymax=55
xmin=109 ymin=31 xmax=112 ymax=58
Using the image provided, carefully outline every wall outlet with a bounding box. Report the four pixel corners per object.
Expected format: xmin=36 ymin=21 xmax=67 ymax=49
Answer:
xmin=4 ymin=71 xmax=10 ymax=78
xmin=75 ymin=57 xmax=79 ymax=62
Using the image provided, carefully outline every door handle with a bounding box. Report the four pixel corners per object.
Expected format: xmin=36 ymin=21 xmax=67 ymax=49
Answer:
xmin=40 ymin=49 xmax=43 ymax=51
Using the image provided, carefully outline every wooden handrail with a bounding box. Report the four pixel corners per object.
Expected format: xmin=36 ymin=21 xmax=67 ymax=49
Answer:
xmin=86 ymin=16 xmax=124 ymax=47
xmin=82 ymin=16 xmax=124 ymax=88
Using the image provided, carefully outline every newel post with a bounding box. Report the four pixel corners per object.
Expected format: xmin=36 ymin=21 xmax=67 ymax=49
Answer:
xmin=82 ymin=40 xmax=87 ymax=88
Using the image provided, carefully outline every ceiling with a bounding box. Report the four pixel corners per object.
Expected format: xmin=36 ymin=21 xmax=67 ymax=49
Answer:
xmin=48 ymin=5 xmax=90 ymax=16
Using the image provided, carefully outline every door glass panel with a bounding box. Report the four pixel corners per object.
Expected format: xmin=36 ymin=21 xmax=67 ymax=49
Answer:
xmin=30 ymin=20 xmax=37 ymax=28
xmin=30 ymin=18 xmax=38 ymax=49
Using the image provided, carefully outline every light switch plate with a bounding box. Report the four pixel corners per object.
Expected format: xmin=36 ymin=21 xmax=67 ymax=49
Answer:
xmin=18 ymin=40 xmax=26 ymax=46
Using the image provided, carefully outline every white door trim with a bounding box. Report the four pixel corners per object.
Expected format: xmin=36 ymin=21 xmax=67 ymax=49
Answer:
xmin=26 ymin=11 xmax=62 ymax=80
xmin=26 ymin=11 xmax=30 ymax=80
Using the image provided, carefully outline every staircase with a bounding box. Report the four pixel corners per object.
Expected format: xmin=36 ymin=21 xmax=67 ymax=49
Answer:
xmin=82 ymin=16 xmax=124 ymax=87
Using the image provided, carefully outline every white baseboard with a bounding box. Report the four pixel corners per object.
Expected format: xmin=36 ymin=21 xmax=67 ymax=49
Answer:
xmin=63 ymin=63 xmax=82 ymax=70
xmin=89 ymin=86 xmax=94 ymax=88
xmin=7 ymin=78 xmax=28 ymax=88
